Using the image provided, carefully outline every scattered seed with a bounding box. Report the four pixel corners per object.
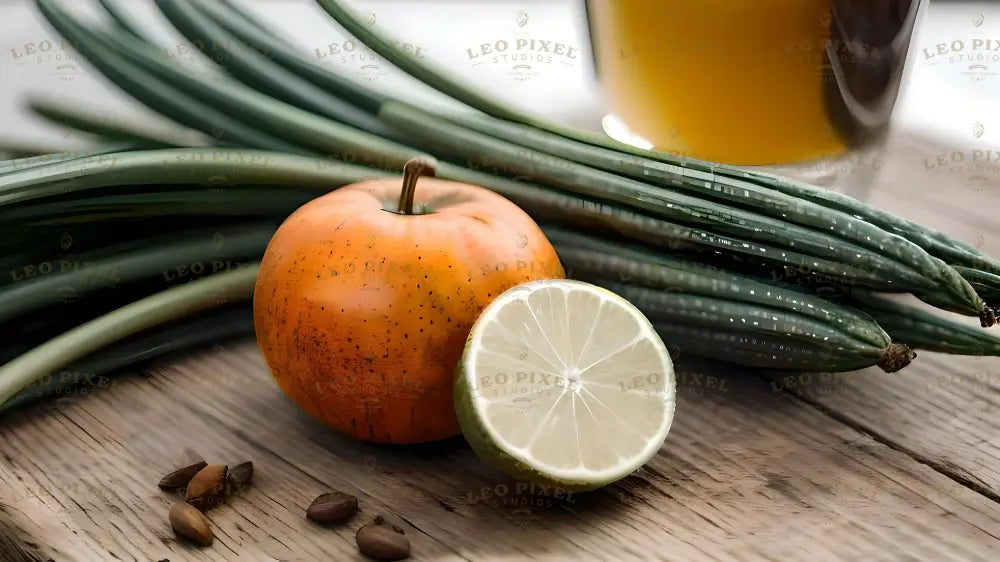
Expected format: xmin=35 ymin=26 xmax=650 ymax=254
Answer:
xmin=373 ymin=513 xmax=407 ymax=534
xmin=306 ymin=491 xmax=358 ymax=525
xmin=169 ymin=502 xmax=213 ymax=546
xmin=227 ymin=461 xmax=253 ymax=494
xmin=186 ymin=464 xmax=228 ymax=511
xmin=158 ymin=461 xmax=207 ymax=490
xmin=356 ymin=523 xmax=410 ymax=560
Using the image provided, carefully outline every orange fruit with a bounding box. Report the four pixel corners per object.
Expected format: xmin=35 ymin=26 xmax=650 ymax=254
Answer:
xmin=253 ymin=158 xmax=564 ymax=443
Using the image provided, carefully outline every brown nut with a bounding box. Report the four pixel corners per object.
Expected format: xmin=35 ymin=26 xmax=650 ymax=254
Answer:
xmin=306 ymin=491 xmax=358 ymax=525
xmin=228 ymin=461 xmax=253 ymax=485
xmin=356 ymin=523 xmax=410 ymax=560
xmin=226 ymin=461 xmax=253 ymax=496
xmin=169 ymin=502 xmax=213 ymax=546
xmin=158 ymin=461 xmax=207 ymax=490
xmin=186 ymin=464 xmax=227 ymax=511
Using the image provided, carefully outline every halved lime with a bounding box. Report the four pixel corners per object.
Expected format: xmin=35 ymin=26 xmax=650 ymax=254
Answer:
xmin=454 ymin=279 xmax=676 ymax=492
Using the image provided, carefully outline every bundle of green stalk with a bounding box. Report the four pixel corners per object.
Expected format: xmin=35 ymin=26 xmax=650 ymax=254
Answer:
xmin=3 ymin=0 xmax=1000 ymax=411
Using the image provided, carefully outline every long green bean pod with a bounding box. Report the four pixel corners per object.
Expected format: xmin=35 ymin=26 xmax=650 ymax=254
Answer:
xmin=307 ymin=0 xmax=993 ymax=321
xmin=0 ymin=265 xmax=260 ymax=405
xmin=28 ymin=97 xmax=215 ymax=149
xmin=1 ymin=190 xmax=311 ymax=228
xmin=312 ymin=0 xmax=636 ymax=154
xmin=185 ymin=0 xmax=966 ymax=304
xmin=650 ymin=322 xmax=912 ymax=373
xmin=543 ymin=226 xmax=889 ymax=347
xmin=850 ymin=291 xmax=1000 ymax=356
xmin=97 ymin=1 xmax=929 ymax=295
xmin=41 ymin=0 xmax=990 ymax=321
xmin=0 ymin=223 xmax=273 ymax=324
xmin=155 ymin=0 xmax=400 ymax=139
xmin=0 ymin=142 xmax=137 ymax=176
xmin=35 ymin=2 xmax=306 ymax=153
xmin=378 ymin=100 xmax=986 ymax=320
xmin=0 ymin=148 xmax=387 ymax=207
xmin=36 ymin=3 xmax=418 ymax=169
xmin=0 ymin=305 xmax=253 ymax=413
xmin=0 ymin=147 xmax=903 ymax=292
xmin=192 ymin=0 xmax=387 ymax=113
xmin=718 ymin=167 xmax=1000 ymax=278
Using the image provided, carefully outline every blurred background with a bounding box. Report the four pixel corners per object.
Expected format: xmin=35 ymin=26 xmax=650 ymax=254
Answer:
xmin=1 ymin=0 xmax=999 ymax=195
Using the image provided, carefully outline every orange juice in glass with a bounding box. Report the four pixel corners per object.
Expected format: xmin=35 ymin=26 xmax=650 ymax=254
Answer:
xmin=586 ymin=0 xmax=926 ymax=165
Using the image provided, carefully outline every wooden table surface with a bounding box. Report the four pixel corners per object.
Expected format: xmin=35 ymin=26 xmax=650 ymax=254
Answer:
xmin=2 ymin=132 xmax=1000 ymax=561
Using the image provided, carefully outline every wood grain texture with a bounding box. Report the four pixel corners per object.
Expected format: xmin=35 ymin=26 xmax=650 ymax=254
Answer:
xmin=4 ymin=99 xmax=1000 ymax=562
xmin=2 ymin=342 xmax=999 ymax=561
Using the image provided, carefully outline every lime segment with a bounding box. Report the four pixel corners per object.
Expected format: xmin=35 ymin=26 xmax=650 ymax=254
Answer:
xmin=454 ymin=279 xmax=676 ymax=491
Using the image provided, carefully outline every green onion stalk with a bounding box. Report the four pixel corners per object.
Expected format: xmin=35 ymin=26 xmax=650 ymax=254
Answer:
xmin=34 ymin=0 xmax=993 ymax=321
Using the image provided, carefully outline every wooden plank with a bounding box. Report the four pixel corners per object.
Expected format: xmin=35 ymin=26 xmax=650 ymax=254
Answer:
xmin=2 ymin=343 xmax=999 ymax=561
xmin=764 ymin=353 xmax=1000 ymax=499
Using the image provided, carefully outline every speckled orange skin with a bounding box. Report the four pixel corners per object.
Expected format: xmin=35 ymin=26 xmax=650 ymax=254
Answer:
xmin=253 ymin=176 xmax=564 ymax=444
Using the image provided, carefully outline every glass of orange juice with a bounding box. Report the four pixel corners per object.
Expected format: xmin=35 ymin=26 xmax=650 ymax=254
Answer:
xmin=585 ymin=0 xmax=927 ymax=166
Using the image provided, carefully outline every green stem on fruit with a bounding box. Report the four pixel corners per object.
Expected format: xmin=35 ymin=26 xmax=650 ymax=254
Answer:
xmin=397 ymin=157 xmax=436 ymax=215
